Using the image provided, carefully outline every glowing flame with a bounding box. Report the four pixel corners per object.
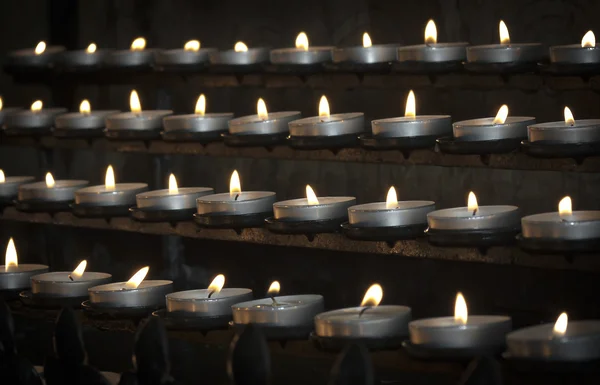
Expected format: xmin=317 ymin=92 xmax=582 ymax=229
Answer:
xmin=425 ymin=20 xmax=437 ymax=44
xmin=125 ymin=266 xmax=149 ymax=289
xmin=267 ymin=281 xmax=280 ymax=296
xmin=130 ymin=37 xmax=146 ymax=51
xmin=35 ymin=41 xmax=46 ymax=55
xmin=0 ymin=170 xmax=4 ymax=183
xmin=86 ymin=43 xmax=97 ymax=54
xmin=70 ymin=260 xmax=87 ymax=280
xmin=454 ymin=292 xmax=468 ymax=324
xmin=195 ymin=94 xmax=206 ymax=116
xmin=319 ymin=95 xmax=330 ymax=118
xmin=45 ymin=172 xmax=55 ymax=188
xmin=4 ymin=238 xmax=18 ymax=272
xmin=257 ymin=98 xmax=268 ymax=120
xmin=234 ymin=42 xmax=248 ymax=52
xmin=499 ymin=20 xmax=510 ymax=44
xmin=31 ymin=100 xmax=43 ymax=112
xmin=493 ymin=105 xmax=509 ymax=124
xmin=168 ymin=174 xmax=178 ymax=194
xmin=386 ymin=186 xmax=398 ymax=209
xmin=564 ymin=107 xmax=575 ymax=126
xmin=184 ymin=40 xmax=200 ymax=51
xmin=553 ymin=312 xmax=568 ymax=336
xmin=230 ymin=170 xmax=241 ymax=196
xmin=79 ymin=99 xmax=91 ymax=115
xmin=306 ymin=185 xmax=320 ymax=205
xmin=105 ymin=165 xmax=115 ymax=191
xmin=405 ymin=90 xmax=416 ymax=118
xmin=582 ymin=31 xmax=595 ymax=48
xmin=360 ymin=284 xmax=383 ymax=307
xmin=295 ymin=32 xmax=309 ymax=51
xmin=208 ymin=274 xmax=225 ymax=295
xmin=0 ymin=97 xmax=3 ymax=111
xmin=130 ymin=90 xmax=141 ymax=114
xmin=363 ymin=32 xmax=372 ymax=48
xmin=558 ymin=196 xmax=572 ymax=219
xmin=467 ymin=191 xmax=478 ymax=212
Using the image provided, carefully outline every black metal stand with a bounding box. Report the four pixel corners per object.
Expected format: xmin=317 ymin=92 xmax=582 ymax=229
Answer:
xmin=221 ymin=132 xmax=288 ymax=147
xmin=15 ymin=199 xmax=72 ymax=213
xmin=264 ymin=63 xmax=326 ymax=74
xmin=393 ymin=61 xmax=464 ymax=74
xmin=193 ymin=212 xmax=272 ymax=229
xmin=463 ymin=62 xmax=540 ymax=74
xmin=426 ymin=227 xmax=520 ymax=249
xmin=230 ymin=321 xmax=314 ymax=341
xmin=130 ymin=207 xmax=195 ymax=223
xmin=151 ymin=309 xmax=231 ymax=332
xmin=521 ymin=140 xmax=600 ymax=160
xmin=288 ymin=133 xmax=360 ymax=150
xmin=265 ymin=217 xmax=346 ymax=236
xmin=323 ymin=62 xmax=393 ymax=73
xmin=19 ymin=291 xmax=86 ymax=309
xmin=437 ymin=136 xmax=523 ymax=155
xmin=328 ymin=344 xmax=376 ymax=385
xmin=227 ymin=324 xmax=270 ymax=385
xmin=402 ymin=340 xmax=505 ymax=361
xmin=502 ymin=352 xmax=600 ymax=374
xmin=71 ymin=203 xmax=132 ymax=218
xmin=81 ymin=300 xmax=163 ymax=320
xmin=517 ymin=234 xmax=600 ymax=255
xmin=359 ymin=133 xmax=439 ymax=153
xmin=104 ymin=128 xmax=161 ymax=141
xmin=540 ymin=62 xmax=600 ymax=76
xmin=161 ymin=129 xmax=226 ymax=143
xmin=310 ymin=332 xmax=405 ymax=352
xmin=340 ymin=222 xmax=427 ymax=242
xmin=53 ymin=127 xmax=105 ymax=138
xmin=3 ymin=126 xmax=53 ymax=136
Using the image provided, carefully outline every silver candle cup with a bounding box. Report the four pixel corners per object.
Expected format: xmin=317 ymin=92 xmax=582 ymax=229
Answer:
xmin=274 ymin=197 xmax=356 ymax=221
xmin=467 ymin=44 xmax=545 ymax=64
xmin=89 ymin=280 xmax=173 ymax=308
xmin=232 ymin=295 xmax=324 ymax=327
xmin=196 ymin=192 xmax=276 ymax=216
xmin=105 ymin=111 xmax=173 ymax=132
xmin=0 ymin=264 xmax=49 ymax=291
xmin=19 ymin=180 xmax=89 ymax=202
xmin=371 ymin=116 xmax=451 ymax=138
xmin=136 ymin=187 xmax=214 ymax=210
xmin=315 ymin=305 xmax=412 ymax=338
xmin=163 ymin=113 xmax=233 ymax=134
xmin=31 ymin=272 xmax=112 ymax=298
xmin=154 ymin=48 xmax=216 ymax=67
xmin=289 ymin=113 xmax=364 ymax=137
xmin=270 ymin=47 xmax=334 ymax=65
xmin=427 ymin=206 xmax=521 ymax=231
xmin=453 ymin=117 xmax=536 ymax=141
xmin=4 ymin=108 xmax=68 ymax=131
xmin=397 ymin=43 xmax=468 ymax=63
xmin=521 ymin=211 xmax=600 ymax=240
xmin=348 ymin=201 xmax=435 ymax=228
xmin=0 ymin=108 xmax=23 ymax=125
xmin=332 ymin=45 xmax=399 ymax=64
xmin=75 ymin=183 xmax=148 ymax=207
xmin=104 ymin=50 xmax=155 ymax=67
xmin=61 ymin=49 xmax=110 ymax=68
xmin=528 ymin=120 xmax=600 ymax=143
xmin=166 ymin=288 xmax=253 ymax=317
xmin=8 ymin=46 xmax=65 ymax=68
xmin=209 ymin=48 xmax=270 ymax=66
xmin=55 ymin=111 xmax=120 ymax=131
xmin=0 ymin=176 xmax=35 ymax=200
xmin=229 ymin=112 xmax=301 ymax=135
xmin=550 ymin=45 xmax=600 ymax=65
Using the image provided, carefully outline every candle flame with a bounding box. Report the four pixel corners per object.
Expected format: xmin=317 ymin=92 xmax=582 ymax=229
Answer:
xmin=35 ymin=41 xmax=46 ymax=55
xmin=130 ymin=37 xmax=146 ymax=51
xmin=362 ymin=32 xmax=372 ymax=48
xmin=257 ymin=98 xmax=268 ymax=120
xmin=4 ymin=238 xmax=18 ymax=272
xmin=454 ymin=292 xmax=468 ymax=324
xmin=267 ymin=281 xmax=280 ymax=296
xmin=195 ymin=94 xmax=206 ymax=116
xmin=425 ymin=20 xmax=437 ymax=44
xmin=405 ymin=90 xmax=416 ymax=118
xmin=208 ymin=274 xmax=225 ymax=295
xmin=295 ymin=32 xmax=309 ymax=51
xmin=105 ymin=165 xmax=116 ymax=191
xmin=0 ymin=96 xmax=3 ymax=111
xmin=184 ymin=40 xmax=201 ymax=51
xmin=499 ymin=20 xmax=510 ymax=44
xmin=553 ymin=312 xmax=568 ymax=336
xmin=319 ymin=95 xmax=330 ymax=118
xmin=558 ymin=196 xmax=572 ymax=219
xmin=234 ymin=42 xmax=248 ymax=52
xmin=582 ymin=31 xmax=596 ymax=48
xmin=45 ymin=172 xmax=55 ymax=188
xmin=168 ymin=174 xmax=178 ymax=194
xmin=386 ymin=186 xmax=398 ymax=209
xmin=70 ymin=260 xmax=87 ymax=280
xmin=360 ymin=284 xmax=383 ymax=307
xmin=31 ymin=100 xmax=43 ymax=112
xmin=125 ymin=266 xmax=149 ymax=289
xmin=130 ymin=90 xmax=142 ymax=114
xmin=0 ymin=170 xmax=4 ymax=183
xmin=467 ymin=191 xmax=478 ymax=212
xmin=86 ymin=43 xmax=97 ymax=54
xmin=230 ymin=170 xmax=241 ymax=196
xmin=306 ymin=185 xmax=320 ymax=205
xmin=80 ymin=99 xmax=91 ymax=115
xmin=493 ymin=105 xmax=509 ymax=124
xmin=564 ymin=107 xmax=575 ymax=126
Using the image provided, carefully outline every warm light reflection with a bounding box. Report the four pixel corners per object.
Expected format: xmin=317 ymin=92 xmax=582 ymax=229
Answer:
xmin=405 ymin=90 xmax=416 ymax=118
xmin=363 ymin=32 xmax=372 ymax=48
xmin=70 ymin=260 xmax=87 ymax=280
xmin=168 ymin=174 xmax=178 ymax=194
xmin=31 ymin=100 xmax=43 ymax=112
xmin=582 ymin=31 xmax=596 ymax=48
xmin=425 ymin=20 xmax=437 ymax=44
xmin=80 ymin=99 xmax=91 ymax=115
xmin=306 ymin=185 xmax=320 ymax=205
xmin=184 ymin=40 xmax=201 ymax=51
xmin=130 ymin=90 xmax=142 ymax=114
xmin=386 ymin=186 xmax=398 ymax=209
xmin=35 ymin=41 xmax=46 ymax=55
xmin=130 ymin=37 xmax=146 ymax=51
xmin=207 ymin=274 xmax=225 ymax=295
xmin=319 ymin=95 xmax=330 ymax=119
xmin=234 ymin=42 xmax=248 ymax=52
xmin=558 ymin=196 xmax=572 ymax=219
xmin=257 ymin=98 xmax=268 ymax=120
xmin=105 ymin=166 xmax=115 ymax=191
xmin=493 ymin=105 xmax=509 ymax=124
xmin=360 ymin=284 xmax=383 ymax=307
xmin=467 ymin=191 xmax=478 ymax=213
xmin=296 ymin=32 xmax=309 ymax=51
xmin=267 ymin=281 xmax=280 ymax=296
xmin=125 ymin=266 xmax=149 ymax=289
xmin=0 ymin=97 xmax=3 ymax=111
xmin=0 ymin=170 xmax=4 ymax=183
xmin=553 ymin=312 xmax=568 ymax=336
xmin=45 ymin=172 xmax=55 ymax=188
xmin=230 ymin=170 xmax=241 ymax=196
xmin=454 ymin=292 xmax=468 ymax=324
xmin=86 ymin=43 xmax=97 ymax=54
xmin=499 ymin=20 xmax=510 ymax=44
xmin=564 ymin=107 xmax=575 ymax=126
xmin=5 ymin=238 xmax=17 ymax=272
xmin=195 ymin=94 xmax=206 ymax=116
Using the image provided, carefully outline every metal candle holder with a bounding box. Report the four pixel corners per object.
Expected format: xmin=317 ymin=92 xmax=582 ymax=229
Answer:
xmin=466 ymin=43 xmax=545 ymax=72
xmin=105 ymin=110 xmax=173 ymax=140
xmin=0 ymin=264 xmax=49 ymax=291
xmin=396 ymin=43 xmax=468 ymax=72
xmin=226 ymin=112 xmax=301 ymax=147
xmin=73 ymin=183 xmax=148 ymax=217
xmin=61 ymin=49 xmax=111 ymax=70
xmin=270 ymin=46 xmax=333 ymax=66
xmin=7 ymin=46 xmax=65 ymax=69
xmin=31 ymin=271 xmax=112 ymax=298
xmin=288 ymin=113 xmax=364 ymax=149
xmin=88 ymin=280 xmax=173 ymax=308
xmin=366 ymin=115 xmax=451 ymax=151
xmin=162 ymin=113 xmax=233 ymax=142
xmin=132 ymin=187 xmax=214 ymax=222
xmin=154 ymin=48 xmax=216 ymax=70
xmin=332 ymin=45 xmax=398 ymax=65
xmin=3 ymin=108 xmax=67 ymax=136
xmin=209 ymin=48 xmax=270 ymax=67
xmin=525 ymin=119 xmax=600 ymax=159
xmin=167 ymin=288 xmax=253 ymax=317
xmin=17 ymin=180 xmax=89 ymax=212
xmin=0 ymin=176 xmax=35 ymax=203
xmin=104 ymin=50 xmax=155 ymax=68
xmin=0 ymin=108 xmax=22 ymax=125
xmin=195 ymin=191 xmax=276 ymax=228
xmin=54 ymin=110 xmax=120 ymax=137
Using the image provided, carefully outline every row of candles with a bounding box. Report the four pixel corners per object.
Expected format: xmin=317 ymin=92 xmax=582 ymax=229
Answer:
xmin=1 ymin=90 xmax=598 ymax=145
xmin=1 ymin=237 xmax=599 ymax=362
xmin=9 ymin=21 xmax=600 ymax=68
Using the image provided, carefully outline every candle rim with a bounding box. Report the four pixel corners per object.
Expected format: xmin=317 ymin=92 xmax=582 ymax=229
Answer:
xmin=410 ymin=315 xmax=511 ymax=328
xmin=0 ymin=263 xmax=48 ymax=274
xmin=228 ymin=111 xmax=301 ymax=125
xmin=316 ymin=305 xmax=412 ymax=319
xmin=166 ymin=287 xmax=253 ymax=301
xmin=349 ymin=200 xmax=435 ymax=213
xmin=397 ymin=42 xmax=469 ymax=50
xmin=453 ymin=116 xmax=535 ymax=127
xmin=89 ymin=279 xmax=173 ymax=293
xmin=198 ymin=191 xmax=275 ymax=203
xmin=467 ymin=42 xmax=542 ymax=50
xmin=373 ymin=115 xmax=451 ymax=124
xmin=21 ymin=180 xmax=89 ymax=190
xmin=31 ymin=271 xmax=112 ymax=282
xmin=522 ymin=210 xmax=600 ymax=224
xmin=163 ymin=112 xmax=234 ymax=121
xmin=529 ymin=119 xmax=600 ymax=130
xmin=232 ymin=294 xmax=324 ymax=311
xmin=274 ymin=196 xmax=356 ymax=208
xmin=428 ymin=205 xmax=519 ymax=219
xmin=76 ymin=183 xmax=147 ymax=194
xmin=289 ymin=112 xmax=364 ymax=126
xmin=507 ymin=319 xmax=600 ymax=341
xmin=136 ymin=186 xmax=214 ymax=198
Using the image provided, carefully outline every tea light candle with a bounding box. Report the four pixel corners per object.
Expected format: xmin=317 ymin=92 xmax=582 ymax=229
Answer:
xmin=135 ymin=174 xmax=213 ymax=211
xmin=409 ymin=293 xmax=512 ymax=349
xmin=54 ymin=100 xmax=119 ymax=131
xmin=89 ymin=266 xmax=173 ymax=308
xmin=0 ymin=170 xmax=34 ymax=201
xmin=315 ymin=284 xmax=411 ymax=339
xmin=209 ymin=42 xmax=269 ymax=66
xmin=506 ymin=312 xmax=600 ymax=361
xmin=427 ymin=192 xmax=520 ymax=231
xmin=104 ymin=37 xmax=154 ymax=67
xmin=232 ymin=281 xmax=324 ymax=328
xmin=348 ymin=187 xmax=435 ymax=228
xmin=7 ymin=41 xmax=65 ymax=68
xmin=75 ymin=166 xmax=147 ymax=207
xmin=105 ymin=90 xmax=172 ymax=133
xmin=4 ymin=101 xmax=66 ymax=133
xmin=288 ymin=96 xmax=364 ymax=137
xmin=270 ymin=32 xmax=333 ymax=65
xmin=371 ymin=91 xmax=451 ymax=138
xmin=397 ymin=20 xmax=468 ymax=64
xmin=466 ymin=21 xmax=545 ymax=65
xmin=18 ymin=173 xmax=88 ymax=203
xmin=0 ymin=238 xmax=48 ymax=291
xmin=452 ymin=105 xmax=535 ymax=141
xmin=228 ymin=98 xmax=300 ymax=136
xmin=30 ymin=260 xmax=111 ymax=298
xmin=61 ymin=43 xmax=108 ymax=68
xmin=0 ymin=97 xmax=22 ymax=125
xmin=332 ymin=33 xmax=398 ymax=64
xmin=166 ymin=274 xmax=253 ymax=317
xmin=154 ymin=40 xmax=216 ymax=68
xmin=528 ymin=107 xmax=600 ymax=144
xmin=273 ymin=185 xmax=355 ymax=222
xmin=550 ymin=31 xmax=600 ymax=65
xmin=162 ymin=94 xmax=233 ymax=134
xmin=196 ymin=170 xmax=276 ymax=216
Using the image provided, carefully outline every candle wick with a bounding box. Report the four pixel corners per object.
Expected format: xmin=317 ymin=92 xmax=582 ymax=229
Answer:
xmin=68 ymin=275 xmax=74 ymax=281
xmin=235 ymin=194 xmax=240 ymax=201
xmin=358 ymin=306 xmax=371 ymax=318
xmin=472 ymin=209 xmax=478 ymax=216
xmin=270 ymin=296 xmax=279 ymax=306
xmin=208 ymin=290 xmax=215 ymax=298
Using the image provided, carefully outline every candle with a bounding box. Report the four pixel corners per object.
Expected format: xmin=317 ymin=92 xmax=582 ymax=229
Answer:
xmin=7 ymin=41 xmax=65 ymax=68
xmin=332 ymin=32 xmax=398 ymax=64
xmin=0 ymin=238 xmax=48 ymax=291
xmin=89 ymin=266 xmax=173 ymax=308
xmin=166 ymin=274 xmax=253 ymax=317
xmin=228 ymin=98 xmax=300 ymax=136
xmin=3 ymin=101 xmax=66 ymax=134
xmin=54 ymin=100 xmax=119 ymax=135
xmin=466 ymin=21 xmax=545 ymax=66
xmin=528 ymin=107 xmax=600 ymax=144
xmin=371 ymin=91 xmax=451 ymax=138
xmin=135 ymin=173 xmax=213 ymax=211
xmin=209 ymin=41 xmax=270 ymax=66
xmin=288 ymin=96 xmax=364 ymax=138
xmin=0 ymin=170 xmax=34 ymax=202
xmin=154 ymin=39 xmax=216 ymax=69
xmin=18 ymin=172 xmax=88 ymax=203
xmin=506 ymin=312 xmax=600 ymax=361
xmin=104 ymin=37 xmax=154 ymax=68
xmin=74 ymin=166 xmax=147 ymax=208
xmin=273 ymin=185 xmax=356 ymax=222
xmin=396 ymin=20 xmax=468 ymax=65
xmin=232 ymin=281 xmax=324 ymax=329
xmin=315 ymin=284 xmax=411 ymax=339
xmin=61 ymin=43 xmax=109 ymax=69
xmin=270 ymin=32 xmax=333 ymax=65
xmin=409 ymin=292 xmax=512 ymax=350
xmin=30 ymin=260 xmax=111 ymax=298
xmin=550 ymin=31 xmax=600 ymax=65
xmin=452 ymin=105 xmax=535 ymax=141
xmin=0 ymin=97 xmax=22 ymax=125
xmin=105 ymin=90 xmax=172 ymax=136
xmin=162 ymin=94 xmax=233 ymax=137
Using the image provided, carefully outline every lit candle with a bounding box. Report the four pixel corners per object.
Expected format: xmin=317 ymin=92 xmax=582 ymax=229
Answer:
xmin=550 ymin=31 xmax=600 ymax=65
xmin=3 ymin=100 xmax=67 ymax=135
xmin=135 ymin=173 xmax=213 ymax=211
xmin=154 ymin=39 xmax=216 ymax=69
xmin=409 ymin=292 xmax=512 ymax=350
xmin=18 ymin=172 xmax=88 ymax=206
xmin=30 ymin=260 xmax=111 ymax=298
xmin=0 ymin=238 xmax=48 ymax=291
xmin=7 ymin=40 xmax=65 ymax=69
xmin=54 ymin=99 xmax=120 ymax=135
xmin=209 ymin=41 xmax=270 ymax=66
xmin=61 ymin=42 xmax=109 ymax=69
xmin=451 ymin=104 xmax=535 ymax=142
xmin=0 ymin=169 xmax=34 ymax=202
xmin=105 ymin=90 xmax=172 ymax=138
xmin=272 ymin=184 xmax=356 ymax=222
xmin=162 ymin=94 xmax=233 ymax=139
xmin=104 ymin=37 xmax=154 ymax=68
xmin=270 ymin=32 xmax=334 ymax=65
xmin=74 ymin=165 xmax=148 ymax=208
xmin=332 ymin=32 xmax=398 ymax=64
xmin=0 ymin=97 xmax=22 ymax=126
xmin=89 ymin=266 xmax=173 ymax=308
xmin=228 ymin=98 xmax=300 ymax=136
xmin=527 ymin=106 xmax=600 ymax=144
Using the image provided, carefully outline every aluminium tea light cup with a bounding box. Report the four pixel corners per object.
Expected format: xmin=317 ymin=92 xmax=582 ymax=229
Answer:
xmin=154 ymin=40 xmax=216 ymax=69
xmin=3 ymin=102 xmax=67 ymax=134
xmin=209 ymin=42 xmax=270 ymax=66
xmin=332 ymin=33 xmax=398 ymax=64
xmin=270 ymin=32 xmax=333 ymax=65
xmin=30 ymin=262 xmax=111 ymax=298
xmin=273 ymin=185 xmax=355 ymax=222
xmin=452 ymin=107 xmax=535 ymax=142
xmin=527 ymin=108 xmax=600 ymax=144
xmin=0 ymin=239 xmax=49 ymax=291
xmin=7 ymin=42 xmax=65 ymax=69
xmin=228 ymin=98 xmax=300 ymax=136
xmin=0 ymin=172 xmax=35 ymax=201
xmin=550 ymin=31 xmax=600 ymax=66
xmin=162 ymin=94 xmax=233 ymax=138
xmin=18 ymin=175 xmax=89 ymax=204
xmin=74 ymin=166 xmax=147 ymax=208
xmin=105 ymin=90 xmax=172 ymax=138
xmin=0 ymin=106 xmax=23 ymax=126
xmin=54 ymin=100 xmax=119 ymax=135
xmin=61 ymin=43 xmax=109 ymax=69
xmin=135 ymin=175 xmax=213 ymax=211
xmin=104 ymin=37 xmax=154 ymax=68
